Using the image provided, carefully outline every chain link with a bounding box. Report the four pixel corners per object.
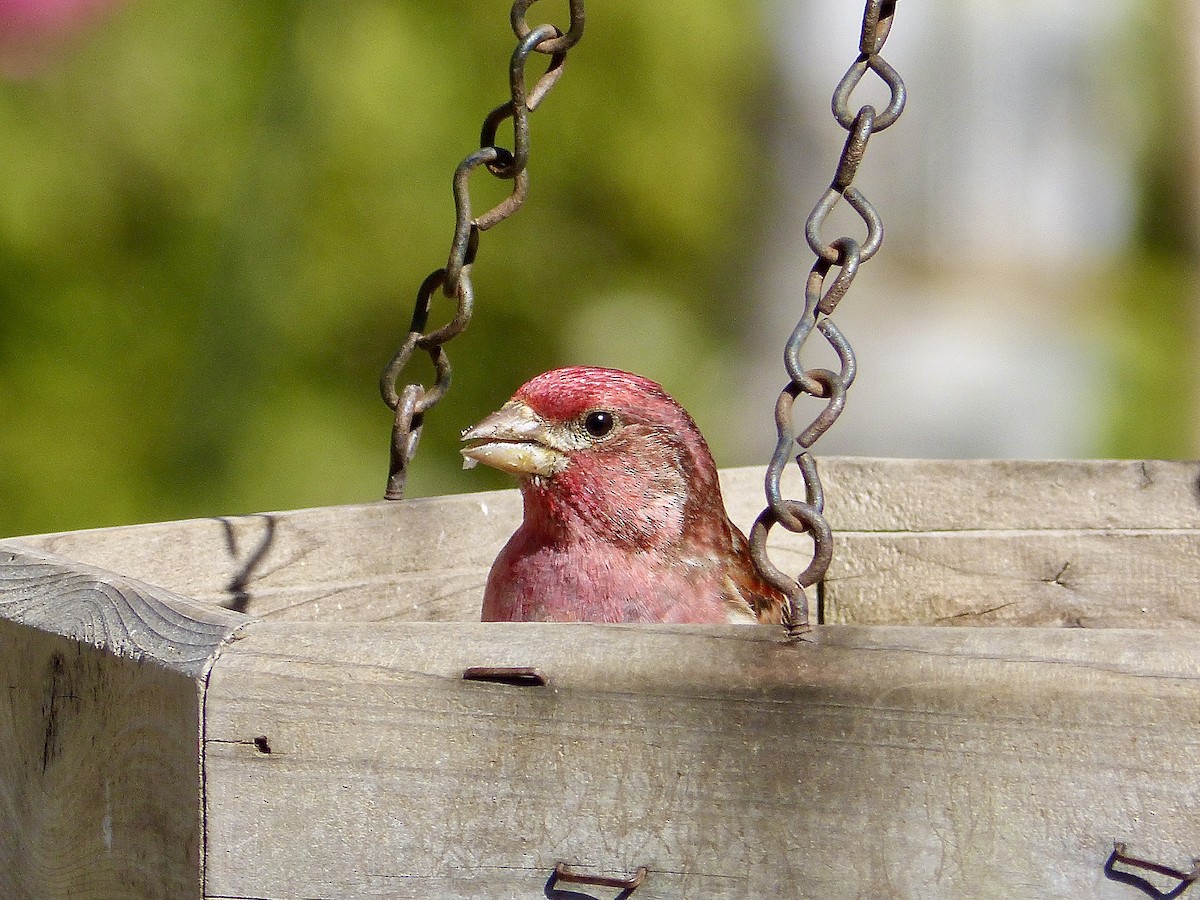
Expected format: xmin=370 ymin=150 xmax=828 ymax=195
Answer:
xmin=380 ymin=0 xmax=586 ymax=500
xmin=749 ymin=0 xmax=904 ymax=635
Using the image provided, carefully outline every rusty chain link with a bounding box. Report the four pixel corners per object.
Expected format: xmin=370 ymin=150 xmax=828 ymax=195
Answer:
xmin=749 ymin=0 xmax=904 ymax=634
xmin=380 ymin=0 xmax=586 ymax=499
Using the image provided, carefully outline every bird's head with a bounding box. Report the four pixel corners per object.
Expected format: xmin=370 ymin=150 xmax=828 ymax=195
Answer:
xmin=461 ymin=366 xmax=727 ymax=548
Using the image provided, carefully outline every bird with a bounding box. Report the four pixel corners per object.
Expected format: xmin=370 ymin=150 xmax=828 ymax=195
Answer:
xmin=460 ymin=366 xmax=787 ymax=624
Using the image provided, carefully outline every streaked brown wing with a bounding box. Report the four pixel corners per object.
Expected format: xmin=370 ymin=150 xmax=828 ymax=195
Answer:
xmin=724 ymin=524 xmax=787 ymax=625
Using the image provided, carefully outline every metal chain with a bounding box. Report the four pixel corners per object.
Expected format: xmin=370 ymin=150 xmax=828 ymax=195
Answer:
xmin=749 ymin=0 xmax=905 ymax=634
xmin=380 ymin=0 xmax=586 ymax=499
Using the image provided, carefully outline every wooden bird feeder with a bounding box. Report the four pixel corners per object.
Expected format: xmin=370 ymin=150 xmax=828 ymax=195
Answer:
xmin=4 ymin=2 xmax=1199 ymax=897
xmin=3 ymin=459 xmax=1199 ymax=898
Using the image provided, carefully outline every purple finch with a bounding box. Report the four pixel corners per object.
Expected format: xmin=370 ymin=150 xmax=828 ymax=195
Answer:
xmin=461 ymin=366 xmax=786 ymax=624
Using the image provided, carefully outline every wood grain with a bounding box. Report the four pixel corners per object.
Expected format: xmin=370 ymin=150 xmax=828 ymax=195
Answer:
xmin=203 ymin=622 xmax=1200 ymax=900
xmin=805 ymin=457 xmax=1200 ymax=531
xmin=4 ymin=460 xmax=1199 ymax=897
xmin=826 ymin=529 xmax=1200 ymax=627
xmin=11 ymin=459 xmax=1200 ymax=627
xmin=0 ymin=543 xmax=246 ymax=676
xmin=0 ymin=625 xmax=206 ymax=898
xmin=14 ymin=492 xmax=524 ymax=623
xmin=0 ymin=545 xmax=246 ymax=899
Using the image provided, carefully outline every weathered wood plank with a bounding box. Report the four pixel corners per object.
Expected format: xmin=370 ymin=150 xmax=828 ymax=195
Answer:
xmin=1 ymin=624 xmax=206 ymax=899
xmin=0 ymin=543 xmax=246 ymax=675
xmin=14 ymin=491 xmax=524 ymax=621
xmin=0 ymin=627 xmax=207 ymax=899
xmin=203 ymin=622 xmax=1200 ymax=900
xmin=0 ymin=546 xmax=247 ymax=898
xmin=12 ymin=460 xmax=1200 ymax=626
xmin=809 ymin=457 xmax=1200 ymax=532
xmin=826 ymin=530 xmax=1200 ymax=627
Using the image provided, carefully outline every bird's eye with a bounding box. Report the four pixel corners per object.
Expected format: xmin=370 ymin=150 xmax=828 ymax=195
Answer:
xmin=583 ymin=410 xmax=615 ymax=438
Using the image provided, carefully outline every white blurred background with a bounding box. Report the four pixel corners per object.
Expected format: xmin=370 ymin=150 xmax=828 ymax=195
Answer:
xmin=739 ymin=0 xmax=1155 ymax=460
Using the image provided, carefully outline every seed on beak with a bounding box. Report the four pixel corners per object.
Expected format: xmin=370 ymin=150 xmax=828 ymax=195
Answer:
xmin=460 ymin=400 xmax=568 ymax=477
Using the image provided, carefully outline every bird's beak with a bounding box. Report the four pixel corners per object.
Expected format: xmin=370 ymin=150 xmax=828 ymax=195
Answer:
xmin=460 ymin=400 xmax=568 ymax=477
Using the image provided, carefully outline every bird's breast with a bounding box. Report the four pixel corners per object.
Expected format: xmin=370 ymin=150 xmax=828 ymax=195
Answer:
xmin=482 ymin=530 xmax=743 ymax=624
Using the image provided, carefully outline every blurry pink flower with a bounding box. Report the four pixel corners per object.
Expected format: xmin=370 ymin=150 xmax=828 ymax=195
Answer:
xmin=0 ymin=0 xmax=124 ymax=76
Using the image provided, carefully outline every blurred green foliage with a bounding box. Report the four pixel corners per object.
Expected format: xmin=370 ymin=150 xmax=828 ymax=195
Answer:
xmin=1099 ymin=0 xmax=1196 ymax=459
xmin=0 ymin=0 xmax=770 ymax=535
xmin=0 ymin=1 xmax=1192 ymax=539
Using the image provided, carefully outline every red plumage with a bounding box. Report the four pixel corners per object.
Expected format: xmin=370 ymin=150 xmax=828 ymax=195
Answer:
xmin=461 ymin=366 xmax=785 ymax=624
